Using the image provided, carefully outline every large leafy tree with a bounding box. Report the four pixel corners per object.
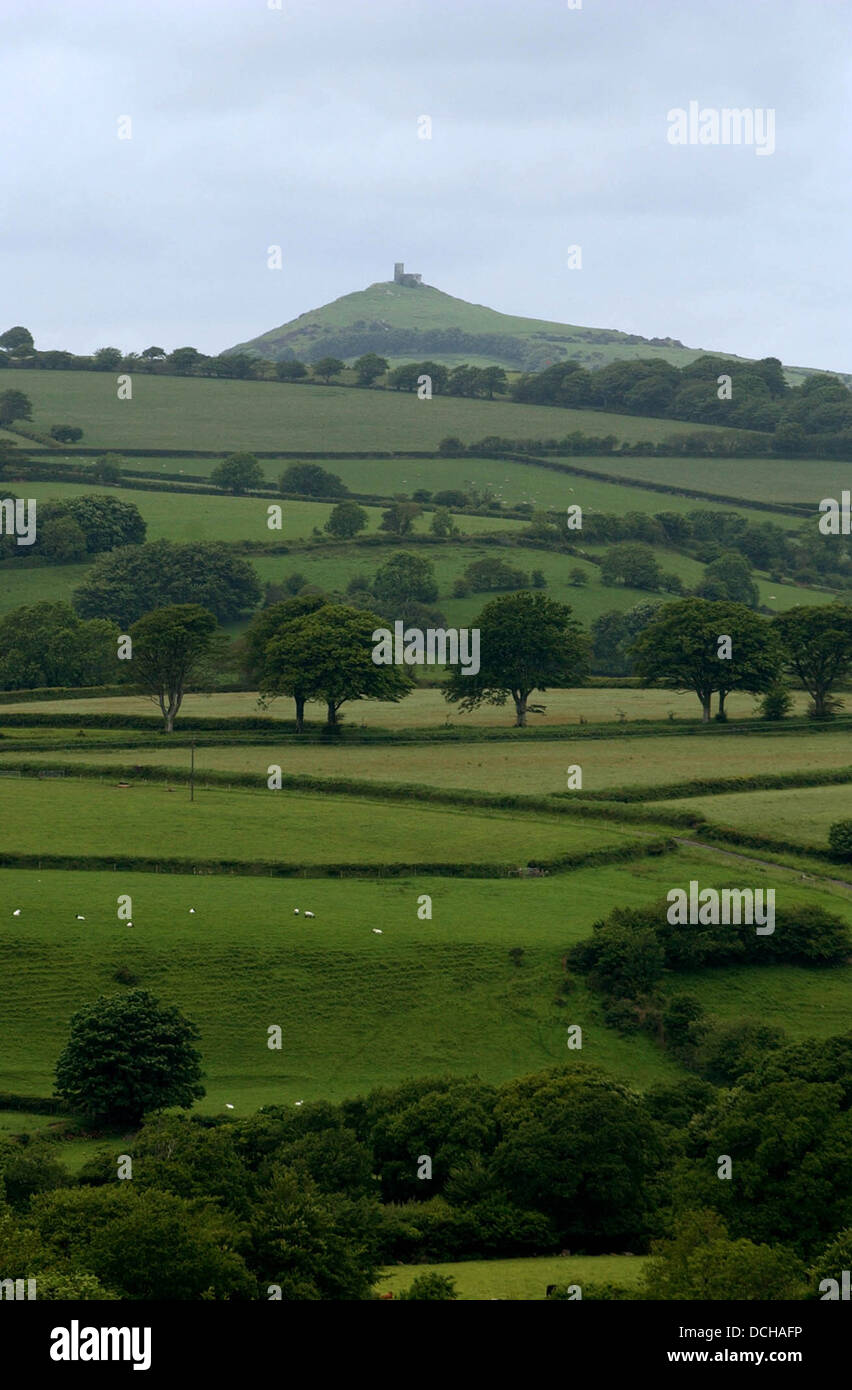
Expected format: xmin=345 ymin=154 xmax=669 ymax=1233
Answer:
xmin=72 ymin=539 xmax=261 ymax=626
xmin=631 ymin=597 xmax=779 ymax=721
xmin=279 ymin=463 xmax=347 ymax=497
xmin=0 ymin=326 xmax=34 ymax=356
xmin=0 ymin=389 xmax=33 ymax=428
xmin=249 ymin=1167 xmax=381 ymax=1300
xmin=353 ymin=353 xmax=388 ymax=387
xmin=372 ymin=551 xmax=438 ymax=607
xmin=30 ymin=1187 xmax=252 ymax=1300
xmin=641 ymin=1210 xmax=807 ymax=1300
xmin=695 ymin=551 xmax=760 ymax=608
xmin=243 ymin=594 xmax=327 ymax=729
xmin=311 ymin=356 xmax=346 ymax=384
xmin=0 ymin=601 xmax=117 ymax=691
xmin=261 ymin=603 xmax=414 ymax=726
xmin=444 ymin=590 xmax=589 ymax=727
xmin=40 ymin=494 xmax=146 ymax=554
xmin=600 ymin=542 xmax=662 ymax=591
xmin=54 ymin=989 xmax=205 ymax=1126
xmin=210 ymin=452 xmax=264 ymax=495
xmin=325 ymin=500 xmax=368 ymax=539
xmin=128 ymin=603 xmax=220 ymax=731
xmin=490 ymin=1066 xmax=661 ymax=1246
xmin=775 ymin=604 xmax=852 ymax=718
xmin=679 ymin=1079 xmax=852 ymax=1255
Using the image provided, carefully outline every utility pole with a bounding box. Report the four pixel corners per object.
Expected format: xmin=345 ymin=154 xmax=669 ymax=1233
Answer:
xmin=190 ymin=739 xmax=195 ymax=802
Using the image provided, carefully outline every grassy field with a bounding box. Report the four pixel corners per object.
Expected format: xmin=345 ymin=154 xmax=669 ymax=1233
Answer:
xmin=658 ymin=783 xmax=852 ymax=849
xmin=377 ymin=1253 xmax=646 ymax=1299
xmin=9 ymin=370 xmax=752 ymax=452
xmin=0 ymin=776 xmax=644 ymax=865
xmin=2 ymin=853 xmax=848 ymax=1105
xmin=31 ymin=451 xmax=805 ymax=525
xmin=5 ymin=729 xmax=847 ymax=797
xmin=0 ymin=562 xmax=91 ymax=618
xmin=578 ymin=453 xmax=845 ymax=507
xmin=0 ymin=685 xmax=822 ymax=726
xmin=16 ymin=480 xmax=525 ymax=543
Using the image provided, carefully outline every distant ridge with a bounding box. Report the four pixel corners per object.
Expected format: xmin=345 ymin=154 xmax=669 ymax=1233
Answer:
xmin=225 ymin=267 xmax=824 ymax=383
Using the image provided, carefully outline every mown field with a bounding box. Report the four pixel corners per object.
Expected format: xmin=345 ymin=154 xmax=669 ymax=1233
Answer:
xmin=1 ymin=852 xmax=849 ymax=1106
xmin=8 ymin=369 xmax=752 ymax=451
xmin=4 ymin=728 xmax=847 ymax=797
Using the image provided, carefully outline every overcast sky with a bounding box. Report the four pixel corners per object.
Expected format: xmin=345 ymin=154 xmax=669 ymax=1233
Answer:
xmin=3 ymin=0 xmax=850 ymax=370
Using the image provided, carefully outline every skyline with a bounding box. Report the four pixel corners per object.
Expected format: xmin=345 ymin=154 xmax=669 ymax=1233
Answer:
xmin=2 ymin=0 xmax=850 ymax=372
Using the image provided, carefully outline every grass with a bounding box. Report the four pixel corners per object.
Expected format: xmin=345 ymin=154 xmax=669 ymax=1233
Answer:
xmin=9 ymin=370 xmax=751 ymax=452
xmin=15 ymin=479 xmax=524 ymax=544
xmin=0 ymin=776 xmax=642 ymax=865
xmin=0 ymin=562 xmax=91 ymax=618
xmin=376 ymin=1253 xmax=646 ymax=1299
xmin=31 ymin=452 xmax=804 ymax=526
xmin=578 ymin=454 xmax=845 ymax=508
xmin=3 ymin=850 xmax=847 ymax=1106
xmin=0 ymin=685 xmax=821 ymax=726
xmin=6 ymin=729 xmax=848 ymax=797
xmin=657 ymin=783 xmax=852 ymax=850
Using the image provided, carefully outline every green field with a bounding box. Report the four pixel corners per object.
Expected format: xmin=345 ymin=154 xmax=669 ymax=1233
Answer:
xmin=0 ymin=684 xmax=821 ymax=726
xmin=8 ymin=370 xmax=752 ymax=452
xmin=5 ymin=729 xmax=847 ymax=797
xmin=0 ymin=776 xmax=643 ymax=865
xmin=0 ymin=562 xmax=90 ymax=617
xmin=30 ymin=451 xmax=805 ymax=525
xmin=658 ymin=783 xmax=852 ymax=849
xmin=577 ymin=453 xmax=846 ymax=507
xmin=2 ymin=853 xmax=848 ymax=1105
xmin=377 ymin=1253 xmax=646 ymax=1299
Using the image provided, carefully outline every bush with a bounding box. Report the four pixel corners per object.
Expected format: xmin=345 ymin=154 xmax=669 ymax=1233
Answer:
xmin=760 ymin=682 xmax=793 ymax=720
xmin=828 ymin=820 xmax=852 ymax=862
xmin=396 ymin=1272 xmax=459 ymax=1300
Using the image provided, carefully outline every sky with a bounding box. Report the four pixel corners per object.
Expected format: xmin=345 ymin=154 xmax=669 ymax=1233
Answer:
xmin=2 ymin=0 xmax=850 ymax=371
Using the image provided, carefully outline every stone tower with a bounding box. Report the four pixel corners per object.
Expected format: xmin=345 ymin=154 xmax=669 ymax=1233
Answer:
xmin=393 ymin=262 xmax=423 ymax=287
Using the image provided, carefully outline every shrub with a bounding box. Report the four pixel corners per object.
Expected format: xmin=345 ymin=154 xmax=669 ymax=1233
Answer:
xmin=828 ymin=820 xmax=852 ymax=862
xmin=760 ymin=682 xmax=793 ymax=720
xmin=396 ymin=1272 xmax=459 ymax=1300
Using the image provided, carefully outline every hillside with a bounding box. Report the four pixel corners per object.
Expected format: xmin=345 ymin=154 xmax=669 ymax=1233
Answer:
xmin=227 ymin=274 xmax=818 ymax=380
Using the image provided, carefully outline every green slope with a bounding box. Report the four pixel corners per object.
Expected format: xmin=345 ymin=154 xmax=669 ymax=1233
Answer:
xmin=228 ymin=277 xmax=804 ymax=376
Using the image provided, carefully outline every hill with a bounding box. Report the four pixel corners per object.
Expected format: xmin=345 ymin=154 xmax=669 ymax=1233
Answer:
xmin=227 ymin=272 xmax=819 ymax=380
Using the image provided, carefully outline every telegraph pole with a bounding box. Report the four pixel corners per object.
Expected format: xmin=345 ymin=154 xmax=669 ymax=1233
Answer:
xmin=190 ymin=739 xmax=195 ymax=802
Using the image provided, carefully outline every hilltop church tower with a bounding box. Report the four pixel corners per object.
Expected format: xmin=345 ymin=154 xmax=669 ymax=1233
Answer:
xmin=393 ymin=261 xmax=423 ymax=287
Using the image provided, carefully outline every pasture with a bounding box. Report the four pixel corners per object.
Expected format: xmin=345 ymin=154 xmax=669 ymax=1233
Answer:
xmin=2 ymin=852 xmax=848 ymax=1106
xmin=377 ymin=1254 xmax=646 ymax=1299
xmin=658 ymin=783 xmax=852 ymax=850
xmin=0 ymin=776 xmax=643 ymax=865
xmin=9 ymin=369 xmax=751 ymax=452
xmin=3 ymin=728 xmax=848 ymax=797
xmin=0 ymin=684 xmax=822 ymax=726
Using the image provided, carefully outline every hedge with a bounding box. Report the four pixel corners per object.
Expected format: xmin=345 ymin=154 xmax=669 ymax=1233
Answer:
xmin=576 ymin=767 xmax=852 ymax=803
xmin=0 ymin=837 xmax=674 ymax=880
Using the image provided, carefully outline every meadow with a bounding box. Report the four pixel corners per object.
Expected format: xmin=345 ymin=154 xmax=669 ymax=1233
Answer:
xmin=0 ymin=775 xmax=643 ymax=866
xmin=0 ymin=684 xmax=822 ymax=726
xmin=1 ymin=853 xmax=848 ymax=1106
xmin=377 ymin=1254 xmax=646 ymax=1299
xmin=658 ymin=782 xmax=852 ymax=849
xmin=9 ymin=369 xmax=751 ymax=452
xmin=575 ymin=453 xmax=846 ymax=507
xmin=3 ymin=728 xmax=847 ymax=796
xmin=37 ymin=451 xmax=806 ymax=525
